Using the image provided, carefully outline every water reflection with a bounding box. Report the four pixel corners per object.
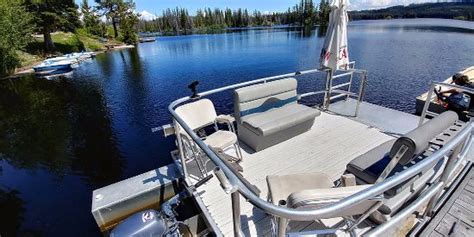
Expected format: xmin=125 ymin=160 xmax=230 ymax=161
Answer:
xmin=317 ymin=25 xmax=328 ymax=37
xmin=0 ymin=187 xmax=25 ymax=236
xmin=0 ymin=76 xmax=124 ymax=186
xmin=0 ymin=77 xmax=72 ymax=173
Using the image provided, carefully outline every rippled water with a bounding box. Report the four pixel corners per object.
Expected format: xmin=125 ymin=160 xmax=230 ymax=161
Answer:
xmin=0 ymin=19 xmax=473 ymax=236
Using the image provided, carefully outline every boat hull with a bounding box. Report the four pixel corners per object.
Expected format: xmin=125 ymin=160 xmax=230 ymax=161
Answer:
xmin=33 ymin=63 xmax=73 ymax=73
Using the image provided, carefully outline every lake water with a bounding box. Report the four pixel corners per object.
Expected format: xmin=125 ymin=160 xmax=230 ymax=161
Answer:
xmin=0 ymin=19 xmax=473 ymax=236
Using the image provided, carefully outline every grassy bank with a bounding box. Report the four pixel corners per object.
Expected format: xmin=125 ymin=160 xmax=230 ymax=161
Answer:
xmin=16 ymin=31 xmax=122 ymax=71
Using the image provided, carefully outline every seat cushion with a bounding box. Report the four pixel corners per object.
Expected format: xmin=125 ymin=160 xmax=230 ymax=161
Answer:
xmin=266 ymin=172 xmax=333 ymax=205
xmin=241 ymin=104 xmax=320 ymax=136
xmin=204 ymin=130 xmax=238 ymax=151
xmin=346 ymin=139 xmax=396 ymax=184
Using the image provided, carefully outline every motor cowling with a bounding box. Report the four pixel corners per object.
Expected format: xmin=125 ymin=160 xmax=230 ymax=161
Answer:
xmin=110 ymin=209 xmax=178 ymax=237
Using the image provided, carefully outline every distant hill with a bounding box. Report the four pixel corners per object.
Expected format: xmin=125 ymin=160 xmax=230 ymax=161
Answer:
xmin=350 ymin=3 xmax=474 ymax=21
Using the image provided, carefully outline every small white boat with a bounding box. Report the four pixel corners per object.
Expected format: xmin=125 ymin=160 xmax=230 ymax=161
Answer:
xmin=65 ymin=52 xmax=96 ymax=61
xmin=45 ymin=52 xmax=96 ymax=65
xmin=139 ymin=37 xmax=156 ymax=43
xmin=33 ymin=60 xmax=73 ymax=73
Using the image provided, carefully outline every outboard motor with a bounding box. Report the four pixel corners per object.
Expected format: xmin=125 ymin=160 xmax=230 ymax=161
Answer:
xmin=110 ymin=209 xmax=177 ymax=237
xmin=110 ymin=174 xmax=213 ymax=237
xmin=435 ymin=87 xmax=472 ymax=121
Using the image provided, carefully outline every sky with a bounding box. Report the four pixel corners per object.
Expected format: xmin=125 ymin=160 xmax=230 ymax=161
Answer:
xmin=78 ymin=0 xmax=436 ymax=18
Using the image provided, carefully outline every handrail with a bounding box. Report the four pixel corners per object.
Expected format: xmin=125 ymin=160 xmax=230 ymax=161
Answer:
xmin=169 ymin=72 xmax=474 ymax=223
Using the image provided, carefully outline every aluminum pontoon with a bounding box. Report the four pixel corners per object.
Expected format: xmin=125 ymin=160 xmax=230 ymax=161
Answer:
xmin=166 ymin=65 xmax=474 ymax=236
xmin=91 ymin=64 xmax=474 ymax=236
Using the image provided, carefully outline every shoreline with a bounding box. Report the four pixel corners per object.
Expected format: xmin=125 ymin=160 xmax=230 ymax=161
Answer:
xmin=4 ymin=44 xmax=135 ymax=79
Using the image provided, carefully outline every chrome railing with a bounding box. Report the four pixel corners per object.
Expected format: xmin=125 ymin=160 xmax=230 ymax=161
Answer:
xmin=169 ymin=69 xmax=473 ymax=236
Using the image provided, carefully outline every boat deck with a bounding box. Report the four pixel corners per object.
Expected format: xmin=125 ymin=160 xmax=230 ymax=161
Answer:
xmin=184 ymin=100 xmax=422 ymax=236
xmin=419 ymin=164 xmax=474 ymax=237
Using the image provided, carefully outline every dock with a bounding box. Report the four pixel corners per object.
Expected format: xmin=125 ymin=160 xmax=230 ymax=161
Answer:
xmin=419 ymin=164 xmax=474 ymax=237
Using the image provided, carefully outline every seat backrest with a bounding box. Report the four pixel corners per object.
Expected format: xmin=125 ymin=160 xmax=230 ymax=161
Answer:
xmin=175 ymin=99 xmax=217 ymax=132
xmin=286 ymin=185 xmax=379 ymax=217
xmin=233 ymin=78 xmax=298 ymax=123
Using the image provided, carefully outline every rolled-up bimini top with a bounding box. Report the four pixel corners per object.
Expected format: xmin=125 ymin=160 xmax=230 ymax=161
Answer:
xmin=347 ymin=111 xmax=459 ymax=197
xmin=389 ymin=110 xmax=458 ymax=166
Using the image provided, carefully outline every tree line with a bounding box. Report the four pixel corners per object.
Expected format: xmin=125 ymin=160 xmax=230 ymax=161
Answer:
xmin=138 ymin=0 xmax=331 ymax=34
xmin=350 ymin=2 xmax=474 ymax=21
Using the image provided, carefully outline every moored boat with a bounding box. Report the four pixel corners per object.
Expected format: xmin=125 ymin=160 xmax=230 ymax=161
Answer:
xmin=416 ymin=66 xmax=474 ymax=117
xmin=33 ymin=60 xmax=73 ymax=73
xmin=139 ymin=37 xmax=156 ymax=43
xmin=90 ymin=1 xmax=474 ymax=236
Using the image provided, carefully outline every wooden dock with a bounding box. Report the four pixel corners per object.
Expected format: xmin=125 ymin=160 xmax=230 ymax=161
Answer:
xmin=419 ymin=164 xmax=474 ymax=237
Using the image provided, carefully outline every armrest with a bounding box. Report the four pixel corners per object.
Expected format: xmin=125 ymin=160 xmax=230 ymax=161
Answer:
xmin=216 ymin=114 xmax=235 ymax=124
xmin=287 ymin=184 xmax=373 ymax=209
xmin=216 ymin=114 xmax=236 ymax=133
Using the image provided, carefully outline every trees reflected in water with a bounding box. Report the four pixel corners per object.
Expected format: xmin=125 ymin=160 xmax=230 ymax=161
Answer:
xmin=0 ymin=187 xmax=25 ymax=236
xmin=0 ymin=76 xmax=124 ymax=186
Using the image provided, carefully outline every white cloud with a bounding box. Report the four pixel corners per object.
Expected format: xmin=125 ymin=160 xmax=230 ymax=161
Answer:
xmin=350 ymin=0 xmax=435 ymax=10
xmin=139 ymin=10 xmax=157 ymax=21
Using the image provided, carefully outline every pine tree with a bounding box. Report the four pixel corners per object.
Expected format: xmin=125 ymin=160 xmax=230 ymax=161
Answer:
xmin=25 ymin=0 xmax=80 ymax=52
xmin=81 ymin=0 xmax=103 ymax=36
xmin=0 ymin=0 xmax=33 ymax=76
xmin=319 ymin=0 xmax=331 ymax=26
xmin=95 ymin=0 xmax=138 ymax=43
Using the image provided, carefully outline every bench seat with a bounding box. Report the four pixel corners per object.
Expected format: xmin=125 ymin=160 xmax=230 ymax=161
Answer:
xmin=241 ymin=103 xmax=320 ymax=136
xmin=234 ymin=78 xmax=319 ymax=151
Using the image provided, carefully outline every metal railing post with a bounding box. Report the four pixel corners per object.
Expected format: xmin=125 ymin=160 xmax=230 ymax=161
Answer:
xmin=419 ymin=83 xmax=436 ymax=126
xmin=232 ymin=192 xmax=244 ymax=237
xmin=174 ymin=121 xmax=189 ymax=179
xmin=354 ymin=72 xmax=367 ymax=117
xmin=277 ymin=216 xmax=288 ymax=237
xmin=423 ymin=138 xmax=464 ymax=217
xmin=323 ymin=69 xmax=334 ymax=110
xmin=346 ymin=63 xmax=355 ymax=100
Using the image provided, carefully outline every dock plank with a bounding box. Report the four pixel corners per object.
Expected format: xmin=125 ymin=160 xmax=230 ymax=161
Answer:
xmin=420 ymin=165 xmax=474 ymax=237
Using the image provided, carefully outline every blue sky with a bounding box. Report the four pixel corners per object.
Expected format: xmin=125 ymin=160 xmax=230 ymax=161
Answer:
xmin=77 ymin=0 xmax=435 ymax=15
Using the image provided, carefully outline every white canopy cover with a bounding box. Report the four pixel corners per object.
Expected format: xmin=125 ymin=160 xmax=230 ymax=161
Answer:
xmin=320 ymin=0 xmax=350 ymax=70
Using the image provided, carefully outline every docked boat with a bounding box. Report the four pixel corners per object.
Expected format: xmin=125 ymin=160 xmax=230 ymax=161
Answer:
xmin=90 ymin=1 xmax=474 ymax=236
xmin=91 ymin=64 xmax=474 ymax=236
xmin=139 ymin=37 xmax=156 ymax=43
xmin=44 ymin=52 xmax=96 ymax=65
xmin=33 ymin=60 xmax=73 ymax=74
xmin=416 ymin=66 xmax=474 ymax=117
xmin=66 ymin=51 xmax=96 ymax=60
